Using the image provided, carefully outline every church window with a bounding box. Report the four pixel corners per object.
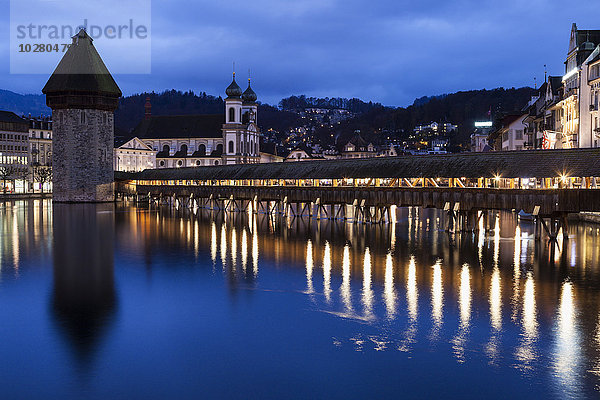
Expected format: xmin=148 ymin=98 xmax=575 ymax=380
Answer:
xmin=229 ymin=107 xmax=235 ymax=122
xmin=228 ymin=140 xmax=234 ymax=154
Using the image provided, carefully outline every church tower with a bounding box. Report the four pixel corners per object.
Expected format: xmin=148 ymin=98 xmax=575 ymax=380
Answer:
xmin=221 ymin=73 xmax=260 ymax=165
xmin=43 ymin=29 xmax=122 ymax=202
xmin=222 ymin=73 xmax=244 ymax=165
xmin=242 ymin=78 xmax=260 ymax=163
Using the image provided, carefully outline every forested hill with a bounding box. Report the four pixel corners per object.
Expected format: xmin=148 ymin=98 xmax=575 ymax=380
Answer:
xmin=114 ymin=90 xmax=301 ymax=134
xmin=329 ymin=87 xmax=537 ymax=146
xmin=0 ymin=87 xmax=537 ymax=147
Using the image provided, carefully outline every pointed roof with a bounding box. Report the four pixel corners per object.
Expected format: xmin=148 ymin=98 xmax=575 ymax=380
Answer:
xmin=42 ymin=29 xmax=121 ymax=97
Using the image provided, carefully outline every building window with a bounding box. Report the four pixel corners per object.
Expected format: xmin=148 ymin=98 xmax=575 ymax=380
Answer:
xmin=180 ymin=144 xmax=188 ymax=155
xmin=198 ymin=144 xmax=206 ymax=156
xmin=196 ymin=160 xmax=201 ymax=166
xmin=228 ymin=140 xmax=234 ymax=154
xmin=515 ymin=130 xmax=523 ymax=140
xmin=229 ymin=107 xmax=235 ymax=123
xmin=216 ymin=144 xmax=223 ymax=155
xmin=214 ymin=160 xmax=219 ymax=165
xmin=159 ymin=160 xmax=165 ymax=167
xmin=162 ymin=144 xmax=170 ymax=154
xmin=177 ymin=160 xmax=183 ymax=167
xmin=81 ymin=111 xmax=86 ymax=124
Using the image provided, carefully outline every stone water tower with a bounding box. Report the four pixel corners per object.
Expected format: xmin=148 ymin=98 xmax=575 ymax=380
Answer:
xmin=43 ymin=29 xmax=122 ymax=202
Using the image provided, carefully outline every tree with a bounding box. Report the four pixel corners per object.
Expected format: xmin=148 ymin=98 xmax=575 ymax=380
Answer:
xmin=0 ymin=166 xmax=16 ymax=195
xmin=15 ymin=167 xmax=31 ymax=193
xmin=33 ymin=166 xmax=52 ymax=194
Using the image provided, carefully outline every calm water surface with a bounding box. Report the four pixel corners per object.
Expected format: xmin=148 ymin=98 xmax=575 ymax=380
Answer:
xmin=1 ymin=200 xmax=600 ymax=399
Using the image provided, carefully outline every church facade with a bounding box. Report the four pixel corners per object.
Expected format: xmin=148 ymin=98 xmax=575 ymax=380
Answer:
xmin=128 ymin=74 xmax=260 ymax=168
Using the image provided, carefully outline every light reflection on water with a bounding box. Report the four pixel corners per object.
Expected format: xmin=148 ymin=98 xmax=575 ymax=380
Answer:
xmin=1 ymin=201 xmax=600 ymax=398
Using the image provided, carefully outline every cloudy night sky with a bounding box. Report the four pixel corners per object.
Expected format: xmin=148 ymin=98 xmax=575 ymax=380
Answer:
xmin=0 ymin=0 xmax=598 ymax=106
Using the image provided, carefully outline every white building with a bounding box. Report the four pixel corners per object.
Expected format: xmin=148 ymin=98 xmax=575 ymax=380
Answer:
xmin=580 ymin=44 xmax=600 ymax=148
xmin=129 ymin=75 xmax=261 ymax=168
xmin=28 ymin=117 xmax=53 ymax=192
xmin=498 ymin=114 xmax=529 ymax=151
xmin=114 ymin=137 xmax=156 ymax=172
xmin=555 ymin=24 xmax=600 ymax=148
xmin=0 ymin=111 xmax=29 ymax=193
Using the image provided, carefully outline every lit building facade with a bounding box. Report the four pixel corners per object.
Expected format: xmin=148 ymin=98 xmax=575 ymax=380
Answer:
xmin=114 ymin=137 xmax=156 ymax=172
xmin=556 ymin=24 xmax=600 ymax=148
xmin=129 ymin=75 xmax=261 ymax=168
xmin=0 ymin=111 xmax=29 ymax=193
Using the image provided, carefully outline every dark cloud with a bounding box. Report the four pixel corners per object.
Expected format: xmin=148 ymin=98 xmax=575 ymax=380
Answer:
xmin=0 ymin=0 xmax=598 ymax=106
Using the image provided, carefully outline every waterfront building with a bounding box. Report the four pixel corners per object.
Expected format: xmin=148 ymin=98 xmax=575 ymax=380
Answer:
xmin=580 ymin=45 xmax=600 ymax=148
xmin=526 ymin=76 xmax=562 ymax=149
xmin=470 ymin=122 xmax=493 ymax=151
xmin=28 ymin=117 xmax=53 ymax=192
xmin=555 ymin=24 xmax=600 ymax=148
xmin=129 ymin=76 xmax=261 ymax=168
xmin=0 ymin=111 xmax=29 ymax=193
xmin=114 ymin=137 xmax=156 ymax=172
xmin=489 ymin=114 xmax=529 ymax=151
xmin=43 ymin=29 xmax=121 ymax=202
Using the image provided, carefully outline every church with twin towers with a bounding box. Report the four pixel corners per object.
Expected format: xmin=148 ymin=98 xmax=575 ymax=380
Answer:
xmin=43 ymin=28 xmax=261 ymax=202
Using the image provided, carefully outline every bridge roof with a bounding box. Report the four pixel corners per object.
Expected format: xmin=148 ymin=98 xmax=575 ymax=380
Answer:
xmin=123 ymin=148 xmax=600 ymax=181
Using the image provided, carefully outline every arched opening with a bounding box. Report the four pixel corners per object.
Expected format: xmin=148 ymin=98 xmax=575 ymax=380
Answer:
xmin=180 ymin=144 xmax=188 ymax=155
xmin=177 ymin=160 xmax=183 ymax=167
xmin=216 ymin=144 xmax=223 ymax=155
xmin=255 ymin=142 xmax=259 ymax=154
xmin=241 ymin=142 xmax=245 ymax=154
xmin=214 ymin=160 xmax=219 ymax=165
xmin=228 ymin=140 xmax=234 ymax=154
xmin=229 ymin=107 xmax=235 ymax=122
xmin=196 ymin=160 xmax=201 ymax=166
xmin=162 ymin=144 xmax=170 ymax=154
xmin=250 ymin=140 xmax=254 ymax=155
xmin=159 ymin=160 xmax=165 ymax=167
xmin=198 ymin=144 xmax=206 ymax=156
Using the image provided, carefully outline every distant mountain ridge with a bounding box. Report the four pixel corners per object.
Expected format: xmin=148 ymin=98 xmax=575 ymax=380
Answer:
xmin=0 ymin=89 xmax=50 ymax=117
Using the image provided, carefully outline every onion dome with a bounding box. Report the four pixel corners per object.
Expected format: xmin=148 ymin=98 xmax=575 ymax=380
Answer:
xmin=225 ymin=73 xmax=242 ymax=99
xmin=242 ymin=79 xmax=257 ymax=103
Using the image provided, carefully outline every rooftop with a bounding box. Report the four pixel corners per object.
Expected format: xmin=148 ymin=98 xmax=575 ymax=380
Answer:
xmin=119 ymin=148 xmax=600 ymax=181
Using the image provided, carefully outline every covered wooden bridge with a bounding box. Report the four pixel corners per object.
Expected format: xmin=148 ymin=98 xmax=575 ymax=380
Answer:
xmin=116 ymin=148 xmax=600 ymax=236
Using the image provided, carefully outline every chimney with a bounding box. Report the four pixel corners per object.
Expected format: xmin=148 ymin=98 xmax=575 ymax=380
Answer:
xmin=144 ymin=96 xmax=151 ymax=119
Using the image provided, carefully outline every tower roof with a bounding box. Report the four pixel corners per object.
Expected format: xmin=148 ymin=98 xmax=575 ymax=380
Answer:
xmin=225 ymin=74 xmax=242 ymax=99
xmin=42 ymin=29 xmax=122 ymax=97
xmin=242 ymin=79 xmax=257 ymax=103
